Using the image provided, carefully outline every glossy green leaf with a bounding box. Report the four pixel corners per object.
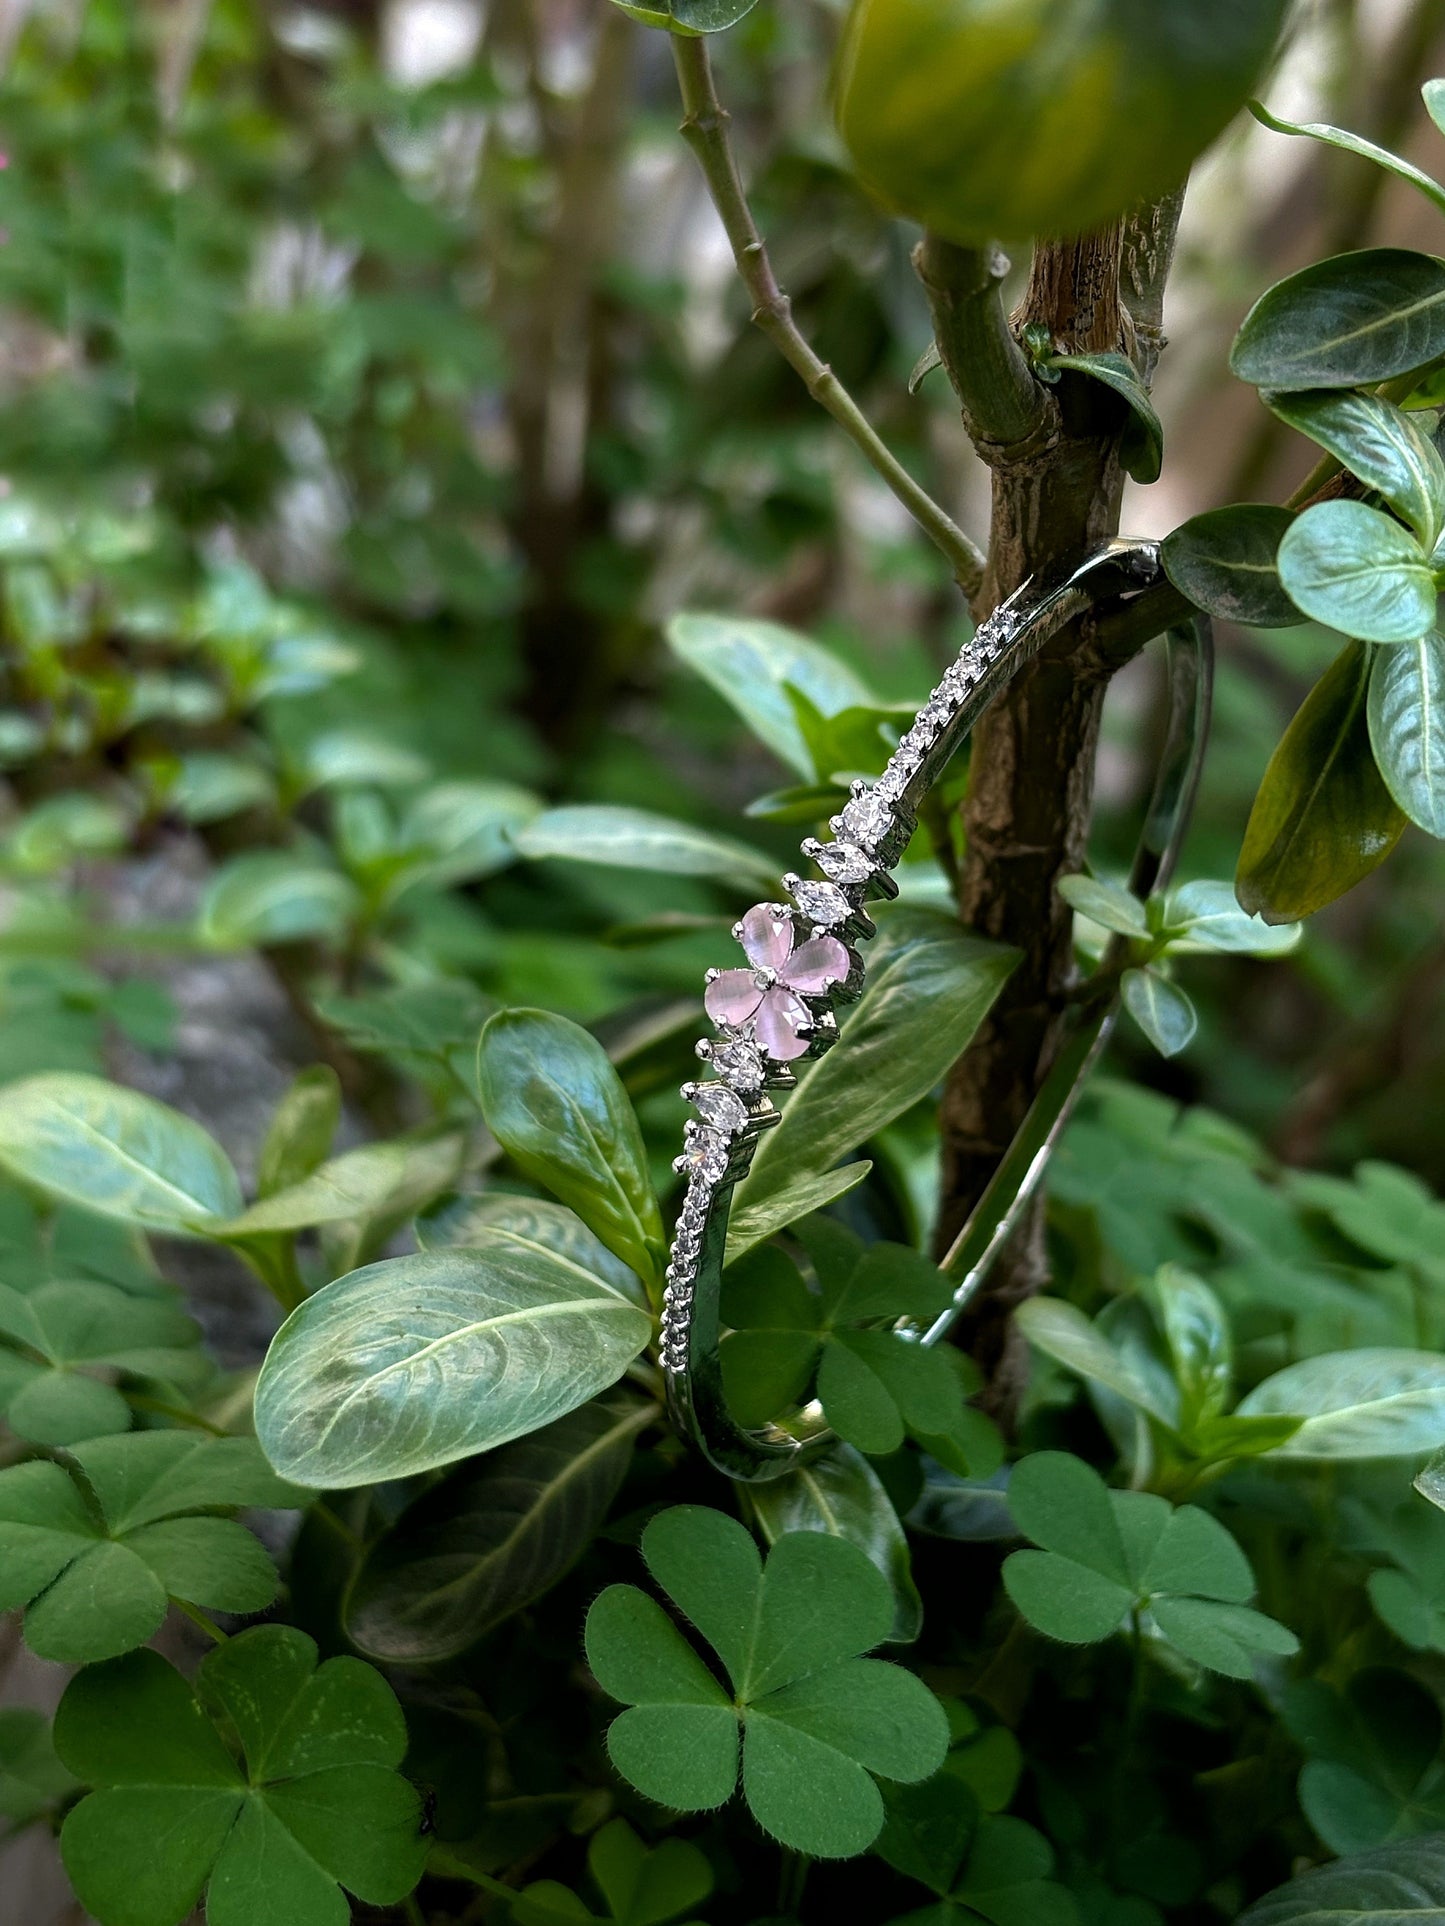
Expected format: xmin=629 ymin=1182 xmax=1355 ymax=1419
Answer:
xmin=515 ymin=804 xmax=777 ymax=890
xmin=1238 ymin=1349 xmax=1445 ymax=1458
xmin=345 ymin=1393 xmax=654 ymax=1662
xmin=199 ymin=850 xmax=360 ymax=948
xmin=1057 ymin=874 xmax=1149 ymax=938
xmin=1232 ymin=248 xmax=1445 ymax=391
xmin=1013 ymin=1297 xmax=1175 ymax=1427
xmin=745 ymin=1443 xmax=924 ymax=1644
xmin=255 ymin=1066 xmax=341 ymax=1200
xmin=1122 ymin=969 xmax=1197 ymax=1058
xmin=1268 ymin=390 xmax=1445 ymax=546
xmin=417 ymin=1192 xmax=645 ymax=1304
xmin=586 ymin=1507 xmax=947 ymax=1858
xmin=1278 ymin=501 xmax=1435 ymax=645
xmin=395 ymin=780 xmax=540 ymax=891
xmin=723 ymin=1161 xmax=872 ymax=1266
xmin=56 ymin=1628 xmax=425 ymax=1926
xmin=0 ymin=1073 xmax=242 ymax=1231
xmin=1162 ymin=879 xmax=1303 ymax=955
xmin=209 ymin=1134 xmax=461 ymax=1236
xmin=1369 ymin=631 xmax=1445 ymax=835
xmin=1240 ymin=1833 xmax=1445 ymax=1922
xmin=477 ymin=1009 xmax=665 ymax=1290
xmin=1237 ymin=639 xmax=1408 ymax=922
xmin=667 ymin=611 xmax=875 ymax=779
xmin=254 ymin=1241 xmax=652 ymax=1487
xmin=1043 ymin=350 xmax=1163 ymax=484
xmin=739 ymin=914 xmax=1016 ymax=1215
xmin=1162 ymin=504 xmax=1301 ymax=628
xmin=1251 ymin=100 xmax=1445 ymax=221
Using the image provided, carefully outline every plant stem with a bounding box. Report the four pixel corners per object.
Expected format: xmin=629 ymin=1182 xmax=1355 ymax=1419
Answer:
xmin=669 ymin=34 xmax=986 ymax=598
xmin=776 ymin=1847 xmax=811 ymax=1913
xmin=175 ymin=1601 xmax=227 ymax=1644
xmin=402 ymin=1896 xmax=426 ymax=1926
xmin=125 ymin=1394 xmax=228 ymax=1437
xmin=913 ymin=233 xmax=1049 ymax=453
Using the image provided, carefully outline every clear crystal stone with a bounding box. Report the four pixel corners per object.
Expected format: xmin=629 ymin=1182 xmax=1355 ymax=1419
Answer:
xmin=684 ymin=1128 xmax=729 ymax=1184
xmin=690 ymin=1082 xmax=748 ymax=1136
xmin=704 ymin=1036 xmax=766 ymax=1095
xmin=789 ymin=877 xmax=851 ymax=928
xmin=839 ymin=788 xmax=893 ymax=848
xmin=812 ymin=841 xmax=873 ymax=884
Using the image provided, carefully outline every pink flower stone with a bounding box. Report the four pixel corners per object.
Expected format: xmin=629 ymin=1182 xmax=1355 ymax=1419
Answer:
xmin=703 ymin=903 xmax=849 ymax=1061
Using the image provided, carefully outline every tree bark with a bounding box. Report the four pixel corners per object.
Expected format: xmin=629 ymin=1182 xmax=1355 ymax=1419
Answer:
xmin=920 ymin=215 xmax=1181 ymax=1417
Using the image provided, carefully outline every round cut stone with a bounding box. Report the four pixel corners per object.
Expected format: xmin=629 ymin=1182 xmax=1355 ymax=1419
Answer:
xmin=684 ymin=1128 xmax=729 ymax=1184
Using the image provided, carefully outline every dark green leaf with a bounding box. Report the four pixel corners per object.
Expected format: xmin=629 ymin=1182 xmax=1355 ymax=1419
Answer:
xmin=1044 ymin=351 xmax=1163 ymax=484
xmin=477 ymin=1009 xmax=666 ymax=1291
xmin=1162 ymin=505 xmax=1301 ymax=628
xmin=1251 ymin=101 xmax=1445 ymax=221
xmin=1239 ymin=1833 xmax=1445 ymax=1922
xmin=1237 ymin=639 xmax=1408 ymax=922
xmin=1268 ymin=391 xmax=1445 ymax=545
xmin=345 ymin=1393 xmax=654 ymax=1662
xmin=1232 ymin=248 xmax=1445 ymax=391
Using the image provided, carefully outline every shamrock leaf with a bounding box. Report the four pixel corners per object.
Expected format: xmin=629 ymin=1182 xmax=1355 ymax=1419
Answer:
xmin=0 ymin=1431 xmax=307 ymax=1662
xmin=1285 ymin=1667 xmax=1445 ymax=1854
xmin=55 ymin=1625 xmax=426 ymax=1926
xmin=1001 ymin=1452 xmax=1298 ymax=1679
xmin=883 ymin=1812 xmax=1080 ymax=1925
xmin=1346 ymin=1493 xmax=1445 ymax=1653
xmin=0 ymin=1707 xmax=77 ymax=1832
xmin=720 ymin=1231 xmax=1000 ymax=1475
xmin=515 ymin=1817 xmax=712 ymax=1926
xmin=584 ymin=1505 xmax=948 ymax=1858
xmin=0 ymin=1279 xmax=205 ymax=1445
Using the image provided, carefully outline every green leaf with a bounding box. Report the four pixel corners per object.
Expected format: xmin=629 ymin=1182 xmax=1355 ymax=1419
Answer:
xmin=395 ymin=780 xmax=540 ymax=891
xmin=477 ymin=1009 xmax=666 ymax=1291
xmin=1239 ymin=1833 xmax=1445 ymax=1922
xmin=56 ymin=1628 xmax=425 ymax=1926
xmin=1238 ymin=1349 xmax=1445 ymax=1458
xmin=517 ymin=1818 xmax=714 ymax=1926
xmin=209 ymin=1134 xmax=461 ymax=1236
xmin=1231 ymin=248 xmax=1445 ymax=391
xmin=1043 ymin=351 xmax=1163 ymax=484
xmin=0 ymin=1073 xmax=242 ymax=1231
xmin=254 ymin=1242 xmax=652 ymax=1487
xmin=1237 ymin=638 xmax=1408 ymax=922
xmin=1057 ymin=874 xmax=1149 ymax=938
xmin=724 ymin=1162 xmax=872 ymax=1266
xmin=256 ymin=1067 xmax=341 ymax=1200
xmin=1268 ymin=390 xmax=1445 ymax=546
xmin=0 ymin=1707 xmax=77 ymax=1828
xmin=1162 ymin=880 xmax=1303 ymax=956
xmin=949 ymin=1813 xmax=1081 ymax=1926
xmin=344 ymin=1393 xmax=654 ymax=1662
xmin=1121 ymin=969 xmax=1197 ymax=1058
xmin=1251 ymin=100 xmax=1445 ymax=221
xmin=1162 ymin=504 xmax=1301 ymax=628
xmin=667 ymin=612 xmax=875 ymax=779
xmin=744 ymin=1443 xmax=923 ymax=1644
xmin=199 ymin=850 xmax=360 ymax=948
xmin=586 ymin=1506 xmax=947 ymax=1858
xmin=0 ymin=1280 xmax=204 ymax=1445
xmin=515 ymin=804 xmax=777 ymax=890
xmin=739 ymin=914 xmax=1016 ymax=1215
xmin=1282 ymin=501 xmax=1438 ymax=647
xmin=418 ymin=1192 xmax=645 ymax=1304
xmin=1013 ymin=1298 xmax=1176 ymax=1428
xmin=0 ymin=1433 xmax=302 ymax=1661
xmin=1369 ymin=631 xmax=1445 ymax=835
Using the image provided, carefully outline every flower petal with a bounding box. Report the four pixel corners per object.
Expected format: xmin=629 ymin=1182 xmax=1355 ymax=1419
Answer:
xmin=738 ymin=904 xmax=795 ymax=972
xmin=755 ymin=988 xmax=812 ymax=1061
xmin=781 ymin=935 xmax=850 ymax=993
xmin=705 ymin=970 xmax=765 ymax=1029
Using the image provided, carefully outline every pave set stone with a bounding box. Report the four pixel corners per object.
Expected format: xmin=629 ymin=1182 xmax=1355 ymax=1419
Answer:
xmin=662 ymin=602 xmax=1016 ymax=1367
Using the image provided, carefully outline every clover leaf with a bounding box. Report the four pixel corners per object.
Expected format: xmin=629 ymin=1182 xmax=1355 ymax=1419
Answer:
xmin=0 ymin=1278 xmax=205 ymax=1444
xmin=0 ymin=1707 xmax=77 ymax=1832
xmin=720 ymin=1233 xmax=1001 ymax=1474
xmin=1285 ymin=1667 xmax=1445 ymax=1855
xmin=882 ymin=1810 xmax=1080 ymax=1925
xmin=584 ymin=1505 xmax=948 ymax=1858
xmin=515 ymin=1817 xmax=712 ymax=1926
xmin=1002 ymin=1452 xmax=1299 ymax=1679
xmin=55 ymin=1624 xmax=427 ymax=1926
xmin=0 ymin=1431 xmax=307 ymax=1662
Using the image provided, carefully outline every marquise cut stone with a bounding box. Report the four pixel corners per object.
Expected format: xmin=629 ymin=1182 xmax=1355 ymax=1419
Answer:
xmin=788 ymin=877 xmax=851 ymax=928
xmin=689 ymin=1082 xmax=749 ymax=1136
xmin=811 ymin=840 xmax=873 ymax=885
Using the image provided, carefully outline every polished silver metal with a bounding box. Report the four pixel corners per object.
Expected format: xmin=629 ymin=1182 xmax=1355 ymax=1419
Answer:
xmin=662 ymin=538 xmax=1214 ymax=1482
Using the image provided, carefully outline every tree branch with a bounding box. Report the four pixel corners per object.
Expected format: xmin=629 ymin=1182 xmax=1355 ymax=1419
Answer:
xmin=669 ymin=34 xmax=986 ymax=598
xmin=912 ymin=234 xmax=1050 ymax=456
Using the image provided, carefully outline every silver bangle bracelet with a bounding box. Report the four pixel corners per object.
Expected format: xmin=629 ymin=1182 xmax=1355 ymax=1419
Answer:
xmin=662 ymin=537 xmax=1213 ymax=1482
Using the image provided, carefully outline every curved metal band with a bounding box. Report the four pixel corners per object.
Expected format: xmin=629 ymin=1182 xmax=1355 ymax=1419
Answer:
xmin=661 ymin=538 xmax=1214 ymax=1482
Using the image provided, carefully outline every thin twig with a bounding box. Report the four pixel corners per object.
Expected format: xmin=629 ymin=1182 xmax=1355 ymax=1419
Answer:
xmin=669 ymin=35 xmax=986 ymax=597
